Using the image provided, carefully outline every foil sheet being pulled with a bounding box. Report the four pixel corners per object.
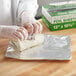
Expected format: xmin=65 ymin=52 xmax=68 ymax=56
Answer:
xmin=5 ymin=34 xmax=71 ymax=60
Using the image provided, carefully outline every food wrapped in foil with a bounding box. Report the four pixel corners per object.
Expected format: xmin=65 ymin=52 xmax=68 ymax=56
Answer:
xmin=5 ymin=34 xmax=71 ymax=60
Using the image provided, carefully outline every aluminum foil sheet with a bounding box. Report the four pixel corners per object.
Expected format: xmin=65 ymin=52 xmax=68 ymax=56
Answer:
xmin=5 ymin=34 xmax=71 ymax=60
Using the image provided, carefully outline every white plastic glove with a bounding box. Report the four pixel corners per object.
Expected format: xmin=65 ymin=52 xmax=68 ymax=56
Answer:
xmin=0 ymin=26 xmax=28 ymax=40
xmin=21 ymin=12 xmax=43 ymax=35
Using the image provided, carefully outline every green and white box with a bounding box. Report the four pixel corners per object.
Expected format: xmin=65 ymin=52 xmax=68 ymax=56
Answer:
xmin=42 ymin=2 xmax=76 ymax=31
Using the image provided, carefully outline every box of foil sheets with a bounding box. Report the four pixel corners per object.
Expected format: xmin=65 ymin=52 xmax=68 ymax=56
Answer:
xmin=42 ymin=1 xmax=76 ymax=31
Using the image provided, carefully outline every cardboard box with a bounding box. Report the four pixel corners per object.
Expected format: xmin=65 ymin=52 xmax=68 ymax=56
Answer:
xmin=42 ymin=2 xmax=76 ymax=31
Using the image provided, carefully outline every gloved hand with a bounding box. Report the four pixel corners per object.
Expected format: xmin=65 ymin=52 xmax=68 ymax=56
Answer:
xmin=21 ymin=12 xmax=43 ymax=35
xmin=0 ymin=26 xmax=28 ymax=40
xmin=13 ymin=27 xmax=28 ymax=40
xmin=23 ymin=20 xmax=43 ymax=35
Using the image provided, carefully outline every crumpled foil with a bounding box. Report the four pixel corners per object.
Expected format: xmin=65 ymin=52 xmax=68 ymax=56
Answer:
xmin=5 ymin=34 xmax=71 ymax=60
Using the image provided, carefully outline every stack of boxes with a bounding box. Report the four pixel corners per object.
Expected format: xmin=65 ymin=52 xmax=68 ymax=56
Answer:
xmin=42 ymin=2 xmax=76 ymax=31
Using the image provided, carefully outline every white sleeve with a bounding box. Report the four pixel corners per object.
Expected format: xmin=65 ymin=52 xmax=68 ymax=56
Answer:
xmin=16 ymin=0 xmax=38 ymax=25
xmin=17 ymin=0 xmax=38 ymax=19
xmin=0 ymin=25 xmax=19 ymax=38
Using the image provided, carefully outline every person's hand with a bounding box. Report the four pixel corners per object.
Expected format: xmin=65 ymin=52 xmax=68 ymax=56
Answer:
xmin=13 ymin=27 xmax=28 ymax=40
xmin=20 ymin=11 xmax=43 ymax=35
xmin=23 ymin=20 xmax=43 ymax=35
xmin=0 ymin=26 xmax=28 ymax=40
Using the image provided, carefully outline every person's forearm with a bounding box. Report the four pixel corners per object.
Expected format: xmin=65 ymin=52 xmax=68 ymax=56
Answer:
xmin=17 ymin=0 xmax=38 ymax=25
xmin=18 ymin=0 xmax=38 ymax=17
xmin=0 ymin=25 xmax=19 ymax=38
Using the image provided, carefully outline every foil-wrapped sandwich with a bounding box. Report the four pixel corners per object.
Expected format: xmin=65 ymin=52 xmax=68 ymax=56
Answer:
xmin=10 ymin=34 xmax=44 ymax=51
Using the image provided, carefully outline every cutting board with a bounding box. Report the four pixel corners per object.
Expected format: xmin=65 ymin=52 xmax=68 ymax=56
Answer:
xmin=0 ymin=20 xmax=76 ymax=76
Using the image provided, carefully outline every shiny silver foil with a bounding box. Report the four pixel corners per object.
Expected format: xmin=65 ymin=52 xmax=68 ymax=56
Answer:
xmin=5 ymin=34 xmax=71 ymax=60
